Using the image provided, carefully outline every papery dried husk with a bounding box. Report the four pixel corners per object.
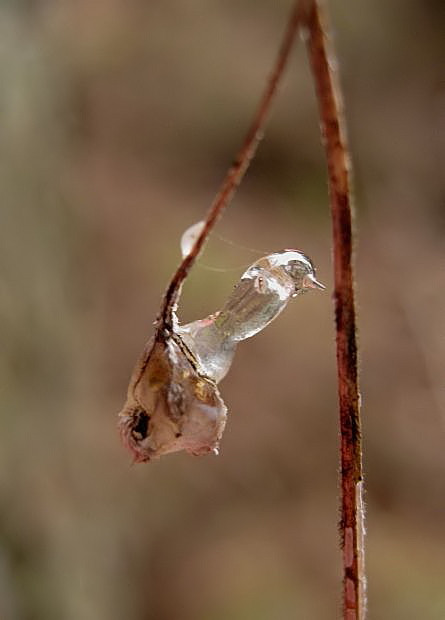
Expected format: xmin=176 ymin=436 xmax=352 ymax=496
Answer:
xmin=118 ymin=334 xmax=227 ymax=462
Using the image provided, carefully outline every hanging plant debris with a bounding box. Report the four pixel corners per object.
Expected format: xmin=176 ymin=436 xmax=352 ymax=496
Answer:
xmin=118 ymin=222 xmax=324 ymax=462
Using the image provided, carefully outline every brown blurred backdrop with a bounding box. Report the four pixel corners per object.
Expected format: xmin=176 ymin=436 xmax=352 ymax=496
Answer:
xmin=0 ymin=1 xmax=444 ymax=618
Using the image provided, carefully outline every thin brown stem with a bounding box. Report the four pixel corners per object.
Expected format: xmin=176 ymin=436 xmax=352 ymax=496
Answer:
xmin=304 ymin=2 xmax=365 ymax=618
xmin=132 ymin=2 xmax=366 ymax=614
xmin=158 ymin=1 xmax=306 ymax=332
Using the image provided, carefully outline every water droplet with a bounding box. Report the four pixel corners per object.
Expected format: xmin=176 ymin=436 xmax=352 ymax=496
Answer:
xmin=180 ymin=220 xmax=205 ymax=258
xmin=177 ymin=250 xmax=324 ymax=382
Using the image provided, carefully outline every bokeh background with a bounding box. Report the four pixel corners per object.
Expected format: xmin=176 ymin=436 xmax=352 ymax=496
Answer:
xmin=1 ymin=1 xmax=444 ymax=618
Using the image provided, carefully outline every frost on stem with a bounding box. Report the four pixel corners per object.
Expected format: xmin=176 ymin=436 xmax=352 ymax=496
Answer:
xmin=119 ymin=227 xmax=324 ymax=462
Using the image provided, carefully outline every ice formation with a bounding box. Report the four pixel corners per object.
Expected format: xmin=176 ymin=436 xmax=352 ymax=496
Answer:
xmin=118 ymin=229 xmax=324 ymax=462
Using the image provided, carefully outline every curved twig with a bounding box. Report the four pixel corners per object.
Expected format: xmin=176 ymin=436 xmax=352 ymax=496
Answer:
xmin=124 ymin=2 xmax=366 ymax=615
xmin=158 ymin=1 xmax=306 ymax=332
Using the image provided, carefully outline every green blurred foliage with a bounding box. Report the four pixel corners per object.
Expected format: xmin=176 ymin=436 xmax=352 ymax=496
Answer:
xmin=0 ymin=1 xmax=444 ymax=618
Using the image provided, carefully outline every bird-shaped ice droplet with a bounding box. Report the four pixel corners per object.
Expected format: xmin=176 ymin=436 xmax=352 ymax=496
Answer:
xmin=118 ymin=240 xmax=324 ymax=462
xmin=177 ymin=249 xmax=324 ymax=383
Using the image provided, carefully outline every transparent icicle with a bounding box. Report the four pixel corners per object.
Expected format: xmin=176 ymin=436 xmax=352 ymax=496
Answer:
xmin=177 ymin=249 xmax=324 ymax=383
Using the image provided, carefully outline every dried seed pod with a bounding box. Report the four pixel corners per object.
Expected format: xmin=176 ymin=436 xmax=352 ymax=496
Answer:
xmin=118 ymin=336 xmax=227 ymax=462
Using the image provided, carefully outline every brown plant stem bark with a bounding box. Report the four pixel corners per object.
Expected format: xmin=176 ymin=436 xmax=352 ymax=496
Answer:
xmin=158 ymin=1 xmax=306 ymax=333
xmin=304 ymin=2 xmax=365 ymax=618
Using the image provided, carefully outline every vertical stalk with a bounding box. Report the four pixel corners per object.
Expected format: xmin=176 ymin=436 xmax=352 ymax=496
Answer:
xmin=304 ymin=2 xmax=365 ymax=618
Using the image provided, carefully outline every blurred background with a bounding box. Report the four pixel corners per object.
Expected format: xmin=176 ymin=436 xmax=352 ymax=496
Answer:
xmin=0 ymin=1 xmax=444 ymax=618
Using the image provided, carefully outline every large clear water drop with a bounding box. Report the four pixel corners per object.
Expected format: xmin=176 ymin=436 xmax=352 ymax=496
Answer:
xmin=177 ymin=249 xmax=324 ymax=383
